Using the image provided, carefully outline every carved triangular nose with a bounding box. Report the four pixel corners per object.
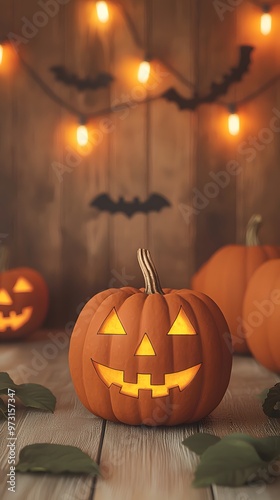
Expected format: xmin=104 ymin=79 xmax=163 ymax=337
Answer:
xmin=135 ymin=334 xmax=156 ymax=356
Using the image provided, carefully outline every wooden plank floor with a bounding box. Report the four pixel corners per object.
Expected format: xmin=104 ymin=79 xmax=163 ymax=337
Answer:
xmin=0 ymin=331 xmax=279 ymax=500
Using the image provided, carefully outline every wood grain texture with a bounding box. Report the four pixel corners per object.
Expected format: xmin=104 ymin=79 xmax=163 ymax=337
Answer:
xmin=200 ymin=356 xmax=280 ymax=500
xmin=149 ymin=0 xmax=197 ymax=288
xmin=0 ymin=333 xmax=102 ymax=500
xmin=109 ymin=0 xmax=148 ymax=289
xmin=235 ymin=2 xmax=280 ymax=246
xmin=94 ymin=422 xmax=212 ymax=500
xmin=7 ymin=0 xmax=65 ymax=325
xmin=0 ymin=337 xmax=280 ymax=499
xmin=195 ymin=0 xmax=238 ymax=269
xmin=94 ymin=356 xmax=280 ymax=500
xmin=60 ymin=0 xmax=111 ymax=324
xmin=0 ymin=0 xmax=280 ymax=324
xmin=0 ymin=1 xmax=15 ymax=260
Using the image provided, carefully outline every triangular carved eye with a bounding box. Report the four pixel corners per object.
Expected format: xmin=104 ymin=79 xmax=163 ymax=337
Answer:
xmin=98 ymin=308 xmax=126 ymax=335
xmin=13 ymin=278 xmax=33 ymax=293
xmin=167 ymin=307 xmax=197 ymax=336
xmin=0 ymin=289 xmax=12 ymax=305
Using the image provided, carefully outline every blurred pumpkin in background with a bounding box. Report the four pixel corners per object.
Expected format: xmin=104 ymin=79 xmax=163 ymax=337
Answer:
xmin=0 ymin=246 xmax=49 ymax=340
xmin=191 ymin=215 xmax=280 ymax=354
xmin=243 ymin=259 xmax=280 ymax=373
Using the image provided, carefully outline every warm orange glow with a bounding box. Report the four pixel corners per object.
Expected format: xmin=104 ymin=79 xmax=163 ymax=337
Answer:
xmin=135 ymin=334 xmax=156 ymax=356
xmin=0 ymin=43 xmax=17 ymax=74
xmin=0 ymin=307 xmax=33 ymax=332
xmin=228 ymin=113 xmax=240 ymax=136
xmin=167 ymin=307 xmax=197 ymax=335
xmin=260 ymin=12 xmax=272 ymax=35
xmin=0 ymin=289 xmax=13 ymax=305
xmin=138 ymin=61 xmax=151 ymax=84
xmin=77 ymin=125 xmax=88 ymax=147
xmin=13 ymin=277 xmax=34 ymax=293
xmin=96 ymin=1 xmax=109 ymax=23
xmin=98 ymin=308 xmax=126 ymax=335
xmin=93 ymin=361 xmax=202 ymax=398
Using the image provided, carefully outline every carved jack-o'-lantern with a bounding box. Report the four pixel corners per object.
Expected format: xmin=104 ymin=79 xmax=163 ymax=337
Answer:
xmin=69 ymin=249 xmax=232 ymax=426
xmin=0 ymin=267 xmax=49 ymax=340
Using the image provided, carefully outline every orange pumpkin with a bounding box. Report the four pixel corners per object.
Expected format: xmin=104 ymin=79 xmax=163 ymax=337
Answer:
xmin=192 ymin=215 xmax=280 ymax=354
xmin=69 ymin=249 xmax=232 ymax=426
xmin=243 ymin=259 xmax=280 ymax=373
xmin=0 ymin=249 xmax=49 ymax=340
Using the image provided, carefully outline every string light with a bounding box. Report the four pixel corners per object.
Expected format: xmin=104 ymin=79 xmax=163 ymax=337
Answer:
xmin=77 ymin=119 xmax=89 ymax=147
xmin=228 ymin=105 xmax=240 ymax=136
xmin=1 ymin=1 xmax=278 ymax=145
xmin=96 ymin=1 xmax=109 ymax=23
xmin=138 ymin=60 xmax=151 ymax=84
xmin=260 ymin=5 xmax=272 ymax=35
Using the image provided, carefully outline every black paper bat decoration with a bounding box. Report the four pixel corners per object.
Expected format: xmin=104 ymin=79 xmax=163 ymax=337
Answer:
xmin=50 ymin=66 xmax=114 ymax=91
xmin=162 ymin=45 xmax=254 ymax=111
xmin=90 ymin=193 xmax=171 ymax=217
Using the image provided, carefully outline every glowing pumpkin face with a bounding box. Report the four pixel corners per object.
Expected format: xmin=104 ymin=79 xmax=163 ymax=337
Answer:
xmin=0 ymin=268 xmax=49 ymax=341
xmin=92 ymin=306 xmax=202 ymax=399
xmin=69 ymin=249 xmax=232 ymax=426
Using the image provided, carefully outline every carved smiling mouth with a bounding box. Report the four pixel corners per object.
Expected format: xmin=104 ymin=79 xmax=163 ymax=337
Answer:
xmin=92 ymin=360 xmax=202 ymax=398
xmin=0 ymin=307 xmax=33 ymax=332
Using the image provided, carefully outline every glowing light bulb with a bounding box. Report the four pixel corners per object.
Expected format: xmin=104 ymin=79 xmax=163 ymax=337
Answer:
xmin=260 ymin=12 xmax=272 ymax=35
xmin=96 ymin=1 xmax=109 ymax=23
xmin=0 ymin=45 xmax=3 ymax=65
xmin=228 ymin=112 xmax=240 ymax=136
xmin=77 ymin=125 xmax=88 ymax=146
xmin=138 ymin=61 xmax=151 ymax=84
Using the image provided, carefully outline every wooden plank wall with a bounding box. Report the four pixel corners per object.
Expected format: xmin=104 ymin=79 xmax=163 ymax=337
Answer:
xmin=0 ymin=0 xmax=280 ymax=326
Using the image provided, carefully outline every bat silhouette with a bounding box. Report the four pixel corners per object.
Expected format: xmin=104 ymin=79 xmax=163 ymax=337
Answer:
xmin=50 ymin=66 xmax=114 ymax=91
xmin=90 ymin=193 xmax=171 ymax=217
xmin=162 ymin=45 xmax=254 ymax=110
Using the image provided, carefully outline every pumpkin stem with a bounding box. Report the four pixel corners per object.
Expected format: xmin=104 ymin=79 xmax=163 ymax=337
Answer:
xmin=0 ymin=245 xmax=9 ymax=272
xmin=137 ymin=249 xmax=164 ymax=295
xmin=245 ymin=214 xmax=262 ymax=246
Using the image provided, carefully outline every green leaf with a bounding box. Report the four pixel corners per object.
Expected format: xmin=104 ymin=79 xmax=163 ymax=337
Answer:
xmin=263 ymin=383 xmax=280 ymax=418
xmin=0 ymin=372 xmax=15 ymax=391
xmin=222 ymin=434 xmax=280 ymax=463
xmin=193 ymin=439 xmax=265 ymax=487
xmin=183 ymin=433 xmax=220 ymax=455
xmin=15 ymin=384 xmax=56 ymax=413
xmin=0 ymin=372 xmax=56 ymax=413
xmin=0 ymin=398 xmax=7 ymax=419
xmin=183 ymin=433 xmax=280 ymax=488
xmin=16 ymin=444 xmax=99 ymax=477
xmin=256 ymin=388 xmax=269 ymax=402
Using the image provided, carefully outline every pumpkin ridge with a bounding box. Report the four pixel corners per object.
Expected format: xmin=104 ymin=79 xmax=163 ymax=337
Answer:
xmin=263 ymin=264 xmax=280 ymax=371
xmin=171 ymin=294 xmax=203 ymax=421
xmin=96 ymin=289 xmax=138 ymax=420
xmin=77 ymin=289 xmax=120 ymax=414
xmin=82 ymin=289 xmax=134 ymax=417
xmin=164 ymin=295 xmax=175 ymax=404
xmin=188 ymin=292 xmax=231 ymax=420
xmin=244 ymin=259 xmax=280 ymax=373
xmin=81 ymin=322 xmax=98 ymax=413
